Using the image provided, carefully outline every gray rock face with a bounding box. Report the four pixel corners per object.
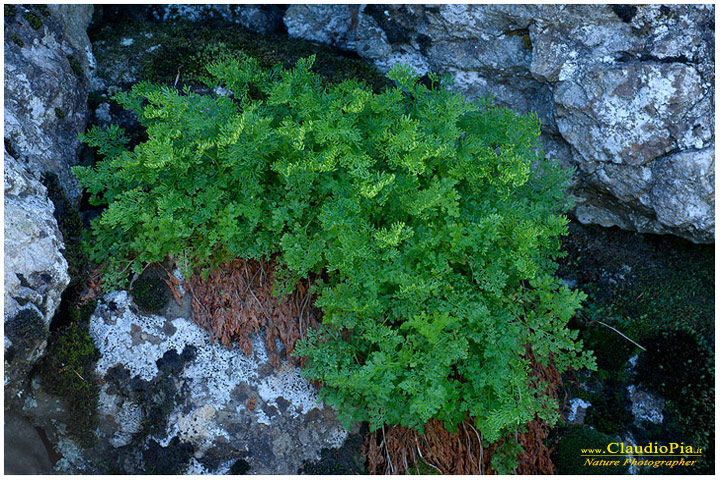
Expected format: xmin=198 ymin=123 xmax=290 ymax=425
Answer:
xmin=4 ymin=4 xmax=93 ymax=202
xmin=283 ymin=4 xmax=714 ymax=243
xmin=627 ymin=385 xmax=665 ymax=425
xmin=50 ymin=291 xmax=352 ymax=474
xmin=4 ymin=411 xmax=54 ymax=474
xmin=109 ymin=5 xmax=285 ymax=35
xmin=4 ymin=151 xmax=70 ymax=406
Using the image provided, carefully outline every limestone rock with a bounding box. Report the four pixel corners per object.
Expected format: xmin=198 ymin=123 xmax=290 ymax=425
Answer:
xmin=100 ymin=5 xmax=286 ymax=35
xmin=51 ymin=291 xmax=353 ymax=474
xmin=627 ymin=385 xmax=665 ymax=425
xmin=4 ymin=5 xmax=93 ymax=202
xmin=4 ymin=151 xmax=70 ymax=406
xmin=4 ymin=411 xmax=54 ymax=474
xmin=282 ymin=4 xmax=714 ymax=242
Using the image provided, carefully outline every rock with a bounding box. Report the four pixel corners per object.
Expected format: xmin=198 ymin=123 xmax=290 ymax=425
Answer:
xmin=95 ymin=5 xmax=286 ymax=35
xmin=4 ymin=4 xmax=94 ymax=202
xmin=284 ymin=5 xmax=358 ymax=48
xmin=650 ymin=147 xmax=714 ymax=242
xmin=567 ymin=398 xmax=592 ymax=424
xmin=49 ymin=290 xmax=352 ymax=474
xmin=4 ymin=150 xmax=70 ymax=407
xmin=627 ymin=385 xmax=665 ymax=426
xmin=3 ymin=411 xmax=54 ymax=474
xmin=282 ymin=4 xmax=714 ymax=243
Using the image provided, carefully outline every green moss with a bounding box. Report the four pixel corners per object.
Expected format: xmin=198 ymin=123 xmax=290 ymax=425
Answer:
xmin=55 ymin=107 xmax=66 ymax=119
xmin=87 ymin=91 xmax=105 ymax=111
xmin=229 ymin=459 xmax=251 ymax=475
xmin=40 ymin=319 xmax=100 ymax=448
xmin=41 ymin=173 xmax=88 ymax=290
xmin=11 ymin=34 xmax=24 ymax=47
xmin=555 ymin=425 xmax=626 ymax=475
xmin=636 ymin=330 xmax=714 ymax=473
xmin=5 ymin=4 xmax=16 ymax=18
xmin=556 ymin=223 xmax=714 ymax=474
xmin=68 ymin=56 xmax=83 ymax=77
xmin=130 ymin=273 xmax=170 ymax=313
xmin=578 ymin=319 xmax=636 ymax=374
xmin=23 ymin=11 xmax=42 ymax=30
xmin=560 ymin=223 xmax=713 ymax=341
xmin=584 ymin=384 xmax=633 ymax=436
xmin=37 ymin=4 xmax=50 ymax=17
xmin=91 ymin=19 xmax=391 ymax=92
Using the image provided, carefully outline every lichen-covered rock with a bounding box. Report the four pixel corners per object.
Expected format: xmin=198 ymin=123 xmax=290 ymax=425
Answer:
xmin=283 ymin=4 xmax=714 ymax=243
xmin=4 ymin=150 xmax=70 ymax=406
xmin=626 ymin=385 xmax=664 ymax=426
xmin=51 ymin=290 xmax=354 ymax=474
xmin=4 ymin=4 xmax=93 ymax=202
xmin=96 ymin=5 xmax=286 ymax=35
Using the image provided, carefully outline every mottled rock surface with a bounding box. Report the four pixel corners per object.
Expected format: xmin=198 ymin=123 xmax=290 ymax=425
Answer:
xmin=4 ymin=151 xmax=70 ymax=407
xmin=4 ymin=4 xmax=94 ymax=201
xmin=627 ymin=385 xmax=664 ymax=426
xmin=95 ymin=4 xmax=286 ymax=35
xmin=283 ymin=4 xmax=714 ymax=242
xmin=47 ymin=291 xmax=353 ymax=474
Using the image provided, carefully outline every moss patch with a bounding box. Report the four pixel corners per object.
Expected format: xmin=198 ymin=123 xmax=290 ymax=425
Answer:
xmin=40 ymin=313 xmax=100 ymax=448
xmin=55 ymin=107 xmax=66 ymax=119
xmin=583 ymin=382 xmax=633 ymax=436
xmin=229 ymin=459 xmax=251 ymax=475
xmin=11 ymin=33 xmax=24 ymax=47
xmin=130 ymin=268 xmax=170 ymax=314
xmin=5 ymin=4 xmax=17 ymax=18
xmin=23 ymin=11 xmax=42 ymax=30
xmin=636 ymin=330 xmax=714 ymax=473
xmin=554 ymin=425 xmax=625 ymax=475
xmin=68 ymin=55 xmax=83 ymax=78
xmin=90 ymin=18 xmax=391 ymax=92
xmin=556 ymin=222 xmax=714 ymax=474
xmin=41 ymin=173 xmax=87 ymax=291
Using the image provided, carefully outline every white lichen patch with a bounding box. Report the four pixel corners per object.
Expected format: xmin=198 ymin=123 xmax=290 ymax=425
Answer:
xmin=567 ymin=398 xmax=592 ymax=423
xmin=627 ymin=385 xmax=664 ymax=425
xmin=88 ymin=290 xmax=350 ymax=473
xmin=90 ymin=291 xmax=208 ymax=380
xmin=325 ymin=424 xmax=350 ymax=449
xmin=182 ymin=337 xmax=262 ymax=407
xmin=98 ymin=388 xmax=143 ymax=448
xmin=257 ymin=364 xmax=322 ymax=416
xmin=176 ymin=404 xmax=218 ymax=444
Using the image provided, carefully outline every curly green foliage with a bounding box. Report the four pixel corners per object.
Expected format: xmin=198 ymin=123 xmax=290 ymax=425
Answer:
xmin=73 ymin=57 xmax=593 ymax=444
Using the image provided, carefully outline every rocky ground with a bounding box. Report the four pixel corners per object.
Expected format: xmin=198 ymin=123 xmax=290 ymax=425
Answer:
xmin=5 ymin=5 xmax=714 ymax=475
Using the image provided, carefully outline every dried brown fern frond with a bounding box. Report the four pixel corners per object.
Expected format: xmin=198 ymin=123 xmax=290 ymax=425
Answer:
xmin=187 ymin=258 xmax=321 ymax=366
xmin=364 ymin=346 xmax=562 ymax=475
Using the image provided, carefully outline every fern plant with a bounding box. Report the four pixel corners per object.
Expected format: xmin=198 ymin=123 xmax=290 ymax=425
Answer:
xmin=74 ymin=55 xmax=594 ymax=448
